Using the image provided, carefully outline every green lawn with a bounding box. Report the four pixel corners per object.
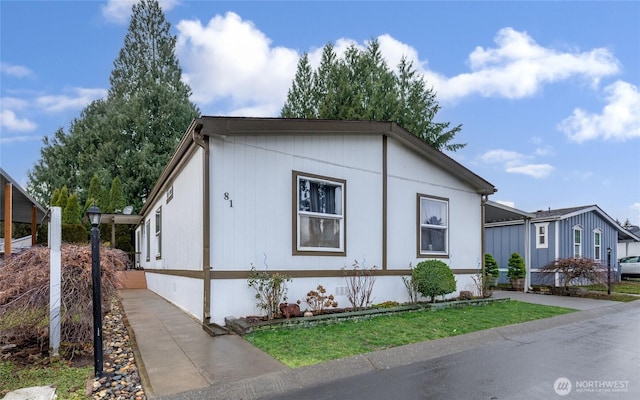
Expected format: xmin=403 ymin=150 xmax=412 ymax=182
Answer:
xmin=583 ymin=279 xmax=640 ymax=295
xmin=0 ymin=360 xmax=91 ymax=399
xmin=245 ymin=300 xmax=575 ymax=367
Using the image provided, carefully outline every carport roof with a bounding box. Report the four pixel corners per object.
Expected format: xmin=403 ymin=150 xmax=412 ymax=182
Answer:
xmin=0 ymin=167 xmax=47 ymax=224
xmin=485 ymin=200 xmax=535 ymax=224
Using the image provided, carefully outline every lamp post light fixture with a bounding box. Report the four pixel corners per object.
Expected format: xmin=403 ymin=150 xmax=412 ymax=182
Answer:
xmin=87 ymin=205 xmax=103 ymax=378
xmin=607 ymin=247 xmax=612 ymax=296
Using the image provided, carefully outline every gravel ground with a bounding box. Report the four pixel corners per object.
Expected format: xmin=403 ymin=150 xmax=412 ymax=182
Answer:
xmin=89 ymin=299 xmax=146 ymax=400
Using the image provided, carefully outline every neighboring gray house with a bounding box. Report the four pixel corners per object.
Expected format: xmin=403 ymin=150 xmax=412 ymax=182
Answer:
xmin=484 ymin=202 xmax=640 ymax=289
xmin=618 ymin=224 xmax=640 ymax=258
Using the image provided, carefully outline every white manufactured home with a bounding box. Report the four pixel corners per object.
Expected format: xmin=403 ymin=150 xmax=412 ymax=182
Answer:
xmin=135 ymin=117 xmax=496 ymax=326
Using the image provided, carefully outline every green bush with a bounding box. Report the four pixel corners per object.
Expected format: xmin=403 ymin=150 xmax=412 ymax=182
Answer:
xmin=413 ymin=260 xmax=457 ymax=302
xmin=62 ymin=224 xmax=88 ymax=243
xmin=247 ymin=265 xmax=291 ymax=319
xmin=484 ymin=253 xmax=499 ymax=277
xmin=507 ymin=252 xmax=526 ymax=279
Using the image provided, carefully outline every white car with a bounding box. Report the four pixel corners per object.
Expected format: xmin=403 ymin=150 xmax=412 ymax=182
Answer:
xmin=619 ymin=256 xmax=640 ymax=279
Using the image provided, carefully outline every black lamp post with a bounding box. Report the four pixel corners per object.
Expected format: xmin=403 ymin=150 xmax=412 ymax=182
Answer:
xmin=607 ymin=247 xmax=612 ymax=296
xmin=87 ymin=205 xmax=103 ymax=378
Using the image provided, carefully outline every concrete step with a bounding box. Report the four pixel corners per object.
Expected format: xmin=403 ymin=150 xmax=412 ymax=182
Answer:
xmin=2 ymin=386 xmax=56 ymax=400
xmin=202 ymin=322 xmax=229 ymax=337
xmin=115 ymin=270 xmax=147 ymax=289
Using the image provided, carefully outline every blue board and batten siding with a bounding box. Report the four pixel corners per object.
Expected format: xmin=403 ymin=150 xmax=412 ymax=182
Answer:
xmin=554 ymin=212 xmax=618 ymax=267
xmin=485 ymin=223 xmax=526 ymax=284
xmin=529 ymin=221 xmax=556 ymax=273
xmin=486 ymin=206 xmax=622 ymax=287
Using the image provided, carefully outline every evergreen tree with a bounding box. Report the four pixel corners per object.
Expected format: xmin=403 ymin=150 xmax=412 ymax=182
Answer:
xmin=63 ymin=193 xmax=82 ymax=224
xmin=50 ymin=188 xmax=61 ymax=207
xmin=85 ymin=174 xmax=109 ymax=213
xmin=27 ymin=0 xmax=199 ymax=210
xmin=281 ymin=39 xmax=465 ymax=151
xmin=281 ymin=53 xmax=315 ymax=118
xmin=57 ymin=186 xmax=69 ymax=210
xmin=108 ymin=0 xmax=199 ymax=211
xmin=28 ymin=128 xmax=81 ymax=205
xmin=108 ymin=177 xmax=126 ymax=214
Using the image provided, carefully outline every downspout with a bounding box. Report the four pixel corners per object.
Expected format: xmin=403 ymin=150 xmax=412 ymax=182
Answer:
xmin=382 ymin=135 xmax=388 ymax=270
xmin=192 ymin=122 xmax=211 ymax=324
xmin=4 ymin=183 xmax=12 ymax=256
xmin=481 ymin=195 xmax=487 ymax=281
xmin=31 ymin=205 xmax=37 ymax=246
xmin=524 ymin=216 xmax=531 ymax=292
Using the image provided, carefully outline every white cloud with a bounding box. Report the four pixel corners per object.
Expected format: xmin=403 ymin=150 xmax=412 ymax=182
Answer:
xmin=176 ymin=12 xmax=300 ymax=116
xmin=479 ymin=149 xmax=524 ymax=164
xmin=0 ymin=133 xmax=41 ymax=144
xmin=0 ymin=110 xmax=37 ymax=132
xmin=377 ymin=34 xmax=422 ymax=71
xmin=36 ymin=87 xmax=107 ymax=113
xmin=479 ymin=148 xmax=553 ymax=179
xmin=426 ymin=28 xmax=620 ymax=102
xmin=0 ymin=62 xmax=33 ymax=78
xmin=102 ymin=0 xmax=180 ymax=24
xmin=1 ymin=97 xmax=29 ymax=110
xmin=172 ymin=20 xmax=623 ymax=117
xmin=559 ymin=80 xmax=640 ymax=143
xmin=146 ymin=9 xmax=628 ymax=120
xmin=506 ymin=164 xmax=554 ymax=179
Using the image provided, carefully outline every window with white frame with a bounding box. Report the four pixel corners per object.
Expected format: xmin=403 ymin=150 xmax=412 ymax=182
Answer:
xmin=294 ymin=171 xmax=345 ymax=254
xmin=155 ymin=206 xmax=162 ymax=259
xmin=145 ymin=220 xmax=150 ymax=262
xmin=536 ymin=222 xmax=549 ymax=249
xmin=573 ymin=225 xmax=583 ymax=257
xmin=418 ymin=195 xmax=448 ymax=256
xmin=593 ymin=229 xmax=602 ymax=260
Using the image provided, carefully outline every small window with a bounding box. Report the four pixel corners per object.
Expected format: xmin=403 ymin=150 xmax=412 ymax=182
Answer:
xmin=136 ymin=229 xmax=141 ymax=266
xmin=593 ymin=229 xmax=602 ymax=260
xmin=573 ymin=225 xmax=583 ymax=257
xmin=535 ymin=223 xmax=549 ymax=249
xmin=155 ymin=206 xmax=162 ymax=259
xmin=145 ymin=220 xmax=151 ymax=262
xmin=166 ymin=185 xmax=174 ymax=203
xmin=293 ymin=171 xmax=346 ymax=255
xmin=418 ymin=195 xmax=448 ymax=256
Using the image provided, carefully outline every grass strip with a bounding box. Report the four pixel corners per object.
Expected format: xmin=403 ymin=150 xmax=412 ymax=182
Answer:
xmin=582 ymin=279 xmax=640 ymax=295
xmin=245 ymin=300 xmax=575 ymax=367
xmin=0 ymin=360 xmax=91 ymax=399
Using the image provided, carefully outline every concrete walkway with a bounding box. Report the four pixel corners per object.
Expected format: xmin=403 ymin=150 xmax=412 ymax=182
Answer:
xmin=119 ymin=289 xmax=636 ymax=399
xmin=118 ymin=290 xmax=288 ymax=398
xmin=491 ymin=289 xmax=621 ymax=309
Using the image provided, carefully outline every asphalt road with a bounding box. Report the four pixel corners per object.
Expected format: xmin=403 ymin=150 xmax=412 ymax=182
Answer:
xmin=262 ymin=303 xmax=640 ymax=400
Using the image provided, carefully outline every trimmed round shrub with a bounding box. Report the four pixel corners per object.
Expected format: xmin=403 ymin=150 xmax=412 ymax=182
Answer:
xmin=484 ymin=253 xmax=499 ymax=277
xmin=412 ymin=260 xmax=457 ymax=302
xmin=507 ymin=252 xmax=526 ymax=279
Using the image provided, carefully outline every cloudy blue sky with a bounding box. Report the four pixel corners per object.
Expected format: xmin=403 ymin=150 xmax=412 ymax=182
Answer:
xmin=1 ymin=1 xmax=639 ymax=224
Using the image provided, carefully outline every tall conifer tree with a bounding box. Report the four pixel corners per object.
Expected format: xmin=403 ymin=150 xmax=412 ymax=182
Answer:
xmin=281 ymin=39 xmax=464 ymax=151
xmin=28 ymin=0 xmax=199 ymax=210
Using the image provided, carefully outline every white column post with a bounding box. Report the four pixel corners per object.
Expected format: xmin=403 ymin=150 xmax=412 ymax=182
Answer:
xmin=49 ymin=207 xmax=62 ymax=357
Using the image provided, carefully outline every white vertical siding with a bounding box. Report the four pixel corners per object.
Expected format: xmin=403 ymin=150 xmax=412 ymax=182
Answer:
xmin=209 ymin=134 xmax=384 ymax=271
xmin=141 ymin=131 xmax=487 ymax=325
xmin=161 ymin=149 xmax=204 ymax=270
xmin=209 ymin=273 xmax=480 ymax=325
xmin=139 ymin=147 xmax=205 ymax=318
xmin=386 ymin=139 xmax=483 ymax=271
xmin=140 ymin=148 xmax=204 ymax=270
xmin=146 ymin=273 xmax=203 ymax=320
